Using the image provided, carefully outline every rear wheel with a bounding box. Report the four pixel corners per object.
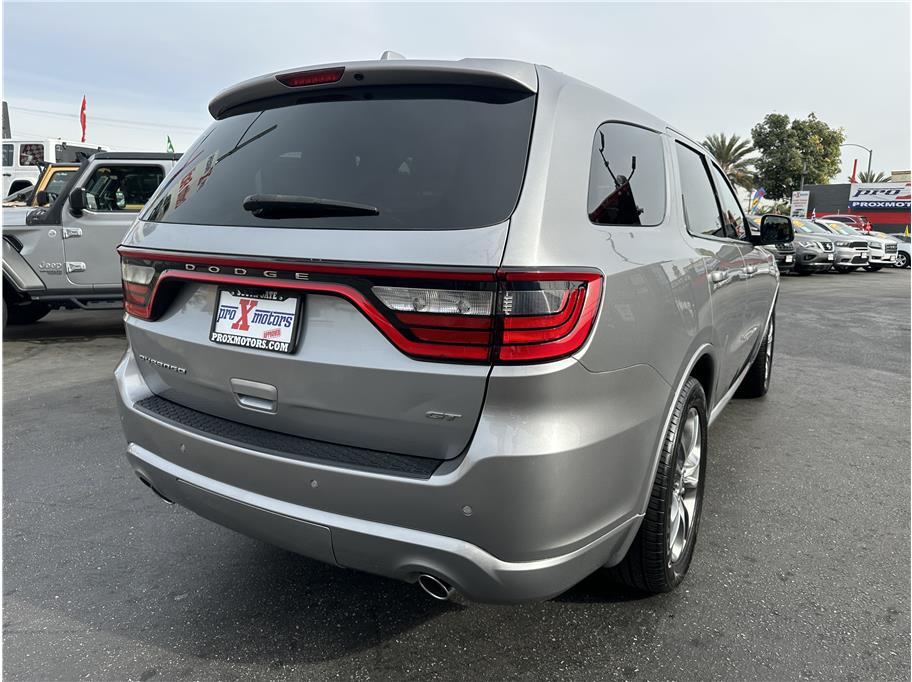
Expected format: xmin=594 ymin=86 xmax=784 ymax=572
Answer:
xmin=6 ymin=301 xmax=51 ymax=325
xmin=608 ymin=376 xmax=707 ymax=593
xmin=735 ymin=311 xmax=774 ymax=399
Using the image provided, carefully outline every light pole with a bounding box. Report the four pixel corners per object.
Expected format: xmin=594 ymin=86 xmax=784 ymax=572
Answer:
xmin=841 ymin=142 xmax=873 ymax=177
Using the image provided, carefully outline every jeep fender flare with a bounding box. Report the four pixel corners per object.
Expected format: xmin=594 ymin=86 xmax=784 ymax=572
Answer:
xmin=2 ymin=238 xmax=45 ymax=297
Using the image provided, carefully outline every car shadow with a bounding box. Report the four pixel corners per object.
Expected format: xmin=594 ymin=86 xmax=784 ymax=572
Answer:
xmin=3 ymin=309 xmax=125 ymax=341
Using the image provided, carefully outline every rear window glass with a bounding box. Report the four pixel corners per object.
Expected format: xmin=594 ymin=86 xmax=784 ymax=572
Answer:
xmin=142 ymin=85 xmax=535 ymax=230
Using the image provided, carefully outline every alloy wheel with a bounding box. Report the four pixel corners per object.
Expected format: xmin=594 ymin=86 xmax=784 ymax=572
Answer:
xmin=669 ymin=407 xmax=701 ymax=565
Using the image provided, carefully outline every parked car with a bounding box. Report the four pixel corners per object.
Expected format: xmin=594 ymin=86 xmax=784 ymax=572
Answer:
xmin=748 ymin=215 xmax=796 ymax=273
xmin=819 ymin=213 xmax=871 ymax=232
xmin=2 ymin=138 xmax=107 ymax=197
xmin=788 ymin=218 xmax=836 ymax=274
xmin=2 ymin=152 xmax=179 ymax=327
xmin=817 ymin=220 xmax=896 ymax=270
xmin=890 ymin=234 xmax=910 ymax=268
xmin=813 ymin=220 xmax=871 ymax=272
xmin=115 ymin=57 xmax=788 ymax=603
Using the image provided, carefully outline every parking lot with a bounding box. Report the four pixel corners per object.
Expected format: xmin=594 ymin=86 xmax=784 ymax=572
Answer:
xmin=3 ymin=269 xmax=909 ymax=681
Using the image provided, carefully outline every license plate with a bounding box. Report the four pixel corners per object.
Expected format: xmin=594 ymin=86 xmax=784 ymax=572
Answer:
xmin=861 ymin=253 xmax=868 ymax=259
xmin=827 ymin=254 xmax=834 ymax=261
xmin=210 ymin=288 xmax=301 ymax=354
xmin=785 ymin=255 xmax=793 ymax=263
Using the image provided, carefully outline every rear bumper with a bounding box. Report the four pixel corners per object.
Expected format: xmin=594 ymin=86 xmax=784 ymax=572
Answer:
xmin=115 ymin=350 xmax=667 ymax=602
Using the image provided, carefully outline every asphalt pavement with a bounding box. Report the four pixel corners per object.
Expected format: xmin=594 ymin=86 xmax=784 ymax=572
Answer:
xmin=3 ymin=268 xmax=910 ymax=681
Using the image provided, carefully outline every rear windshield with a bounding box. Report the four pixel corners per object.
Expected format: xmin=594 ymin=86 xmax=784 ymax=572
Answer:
xmin=142 ymin=85 xmax=535 ymax=230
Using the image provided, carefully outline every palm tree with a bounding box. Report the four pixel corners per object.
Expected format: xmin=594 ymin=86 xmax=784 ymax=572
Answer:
xmin=702 ymin=133 xmax=756 ymax=189
xmin=857 ymin=170 xmax=889 ymax=183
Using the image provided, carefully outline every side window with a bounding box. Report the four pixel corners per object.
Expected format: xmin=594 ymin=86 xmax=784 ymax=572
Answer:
xmin=675 ymin=143 xmax=724 ymax=238
xmin=82 ymin=165 xmax=165 ymax=212
xmin=709 ymin=165 xmax=747 ymax=240
xmin=19 ymin=144 xmax=45 ymax=166
xmin=2 ymin=144 xmax=13 ymax=167
xmin=588 ymin=123 xmax=666 ymax=226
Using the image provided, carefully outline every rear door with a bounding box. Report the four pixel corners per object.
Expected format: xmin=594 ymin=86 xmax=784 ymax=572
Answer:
xmin=121 ymin=83 xmax=537 ymax=461
xmin=62 ymin=161 xmax=168 ymax=286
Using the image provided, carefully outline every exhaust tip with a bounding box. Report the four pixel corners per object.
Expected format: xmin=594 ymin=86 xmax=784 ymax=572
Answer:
xmin=417 ymin=574 xmax=455 ymax=601
xmin=136 ymin=473 xmax=174 ymax=504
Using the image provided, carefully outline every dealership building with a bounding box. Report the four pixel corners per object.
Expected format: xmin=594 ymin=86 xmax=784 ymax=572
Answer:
xmin=805 ymin=174 xmax=911 ymax=233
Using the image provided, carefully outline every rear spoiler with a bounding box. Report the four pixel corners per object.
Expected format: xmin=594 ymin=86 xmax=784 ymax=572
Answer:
xmin=208 ymin=59 xmax=538 ymax=119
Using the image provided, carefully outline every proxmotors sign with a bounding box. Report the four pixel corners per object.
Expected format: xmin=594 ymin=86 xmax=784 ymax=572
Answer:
xmin=848 ymin=182 xmax=911 ymax=210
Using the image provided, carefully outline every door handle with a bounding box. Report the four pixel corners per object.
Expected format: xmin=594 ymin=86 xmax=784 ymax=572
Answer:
xmin=744 ymin=265 xmax=758 ymax=276
xmin=62 ymin=227 xmax=83 ymax=239
xmin=710 ymin=269 xmax=741 ymax=285
xmin=2 ymin=173 xmax=10 ymax=177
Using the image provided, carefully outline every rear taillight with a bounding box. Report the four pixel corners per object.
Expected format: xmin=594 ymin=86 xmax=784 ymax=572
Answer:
xmin=118 ymin=249 xmax=602 ymax=364
xmin=497 ymin=272 xmax=602 ymax=362
xmin=121 ymin=261 xmax=156 ymax=319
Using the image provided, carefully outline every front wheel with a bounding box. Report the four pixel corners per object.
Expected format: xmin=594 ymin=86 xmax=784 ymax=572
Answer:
xmin=608 ymin=376 xmax=707 ymax=593
xmin=895 ymin=252 xmax=909 ymax=268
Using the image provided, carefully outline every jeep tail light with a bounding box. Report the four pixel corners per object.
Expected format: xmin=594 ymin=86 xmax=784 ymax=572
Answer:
xmin=117 ymin=249 xmax=603 ymax=364
xmin=121 ymin=261 xmax=157 ymax=319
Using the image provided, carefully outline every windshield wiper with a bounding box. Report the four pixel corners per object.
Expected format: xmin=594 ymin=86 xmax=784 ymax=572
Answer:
xmin=242 ymin=194 xmax=380 ymax=219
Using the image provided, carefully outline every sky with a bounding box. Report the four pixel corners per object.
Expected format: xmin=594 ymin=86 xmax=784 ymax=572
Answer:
xmin=2 ymin=1 xmax=910 ymax=184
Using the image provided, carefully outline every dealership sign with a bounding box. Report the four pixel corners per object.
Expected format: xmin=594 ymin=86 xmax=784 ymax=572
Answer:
xmin=848 ymin=182 xmax=911 ymax=210
xmin=790 ymin=191 xmax=810 ymax=218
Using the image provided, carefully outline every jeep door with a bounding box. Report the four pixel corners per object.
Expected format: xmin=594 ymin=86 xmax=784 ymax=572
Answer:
xmin=62 ymin=161 xmax=168 ymax=286
xmin=674 ymin=141 xmax=754 ymax=397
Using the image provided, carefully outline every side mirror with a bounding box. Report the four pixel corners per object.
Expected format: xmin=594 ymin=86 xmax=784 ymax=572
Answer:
xmin=35 ymin=190 xmax=49 ymax=207
xmin=756 ymin=214 xmax=794 ymax=245
xmin=69 ymin=187 xmax=87 ymax=215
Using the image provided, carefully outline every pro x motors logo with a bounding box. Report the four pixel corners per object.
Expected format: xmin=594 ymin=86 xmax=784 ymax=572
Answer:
xmin=848 ymin=182 xmax=911 ymax=210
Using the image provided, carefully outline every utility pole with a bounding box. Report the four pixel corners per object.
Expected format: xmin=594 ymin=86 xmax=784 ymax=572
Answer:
xmin=799 ymin=158 xmax=807 ymax=191
xmin=841 ymin=142 xmax=873 ymax=179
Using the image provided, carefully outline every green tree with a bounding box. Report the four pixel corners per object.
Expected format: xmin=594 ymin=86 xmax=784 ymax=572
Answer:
xmin=751 ymin=113 xmax=845 ymax=200
xmin=702 ymin=133 xmax=756 ymax=188
xmin=857 ymin=170 xmax=889 ymax=183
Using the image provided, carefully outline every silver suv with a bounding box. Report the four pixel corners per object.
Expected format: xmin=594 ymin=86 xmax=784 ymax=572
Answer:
xmin=115 ymin=58 xmax=787 ymax=602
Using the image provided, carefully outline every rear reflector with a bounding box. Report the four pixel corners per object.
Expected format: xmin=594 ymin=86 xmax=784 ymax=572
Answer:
xmin=118 ymin=249 xmax=602 ymax=364
xmin=276 ymin=67 xmax=345 ymax=88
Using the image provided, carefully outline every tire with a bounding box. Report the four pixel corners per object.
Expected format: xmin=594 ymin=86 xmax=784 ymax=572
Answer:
xmin=796 ymin=268 xmax=812 ymax=276
xmin=834 ymin=266 xmax=851 ymax=273
xmin=608 ymin=376 xmax=708 ymax=593
xmin=865 ymin=265 xmax=882 ymax=272
xmin=735 ymin=311 xmax=774 ymax=399
xmin=896 ymin=252 xmax=909 ymax=269
xmin=6 ymin=301 xmax=51 ymax=325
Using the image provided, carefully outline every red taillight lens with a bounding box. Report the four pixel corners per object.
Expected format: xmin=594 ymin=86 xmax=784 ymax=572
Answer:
xmin=276 ymin=67 xmax=345 ymax=88
xmin=118 ymin=249 xmax=602 ymax=364
xmin=497 ymin=272 xmax=602 ymax=362
xmin=121 ymin=261 xmax=156 ymax=319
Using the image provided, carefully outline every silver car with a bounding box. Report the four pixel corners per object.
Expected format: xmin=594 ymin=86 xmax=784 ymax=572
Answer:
xmin=114 ymin=58 xmax=784 ymax=603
